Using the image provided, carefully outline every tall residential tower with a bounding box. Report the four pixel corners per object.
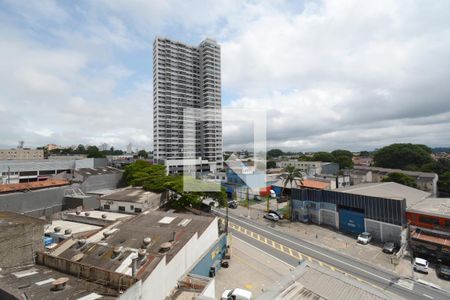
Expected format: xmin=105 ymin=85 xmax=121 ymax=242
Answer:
xmin=153 ymin=37 xmax=223 ymax=174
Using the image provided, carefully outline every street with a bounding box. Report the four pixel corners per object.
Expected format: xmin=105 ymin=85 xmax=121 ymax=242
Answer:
xmin=214 ymin=208 xmax=450 ymax=300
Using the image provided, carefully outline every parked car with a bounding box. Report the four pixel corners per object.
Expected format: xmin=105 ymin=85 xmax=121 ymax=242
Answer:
xmin=437 ymin=264 xmax=450 ymax=280
xmin=228 ymin=200 xmax=238 ymax=209
xmin=268 ymin=209 xmax=283 ymax=219
xmin=222 ymin=288 xmax=252 ymax=300
xmin=270 ymin=190 xmax=277 ymax=198
xmin=263 ymin=212 xmax=280 ymax=221
xmin=357 ymin=232 xmax=372 ymax=244
xmin=382 ymin=242 xmax=397 ymax=254
xmin=413 ymin=257 xmax=429 ymax=274
xmin=202 ymin=198 xmax=219 ymax=208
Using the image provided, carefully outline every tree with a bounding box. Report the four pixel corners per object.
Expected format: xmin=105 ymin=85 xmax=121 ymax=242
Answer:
xmin=334 ymin=155 xmax=353 ymax=169
xmin=359 ymin=151 xmax=370 ymax=157
xmin=86 ymin=145 xmax=105 ymax=158
xmin=438 ymin=171 xmax=450 ymax=193
xmin=137 ymin=150 xmax=148 ymax=159
xmin=373 ymin=143 xmax=433 ymax=170
xmin=267 ymin=160 xmax=276 ymax=169
xmin=382 ymin=172 xmax=417 ymax=188
xmin=267 ymin=149 xmax=284 ymax=158
xmin=282 ymin=165 xmax=304 ymax=220
xmin=75 ymin=144 xmax=86 ymax=154
xmin=331 ymin=149 xmax=353 ymax=159
xmin=312 ymin=152 xmax=335 ymax=162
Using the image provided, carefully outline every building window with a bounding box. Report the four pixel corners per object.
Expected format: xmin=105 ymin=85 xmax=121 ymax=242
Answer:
xmin=103 ymin=204 xmax=110 ymax=210
xmin=135 ymin=208 xmax=142 ymax=213
xmin=130 ymin=205 xmax=134 ymax=210
xmin=119 ymin=206 xmax=126 ymax=212
xmin=419 ymin=215 xmax=439 ymax=225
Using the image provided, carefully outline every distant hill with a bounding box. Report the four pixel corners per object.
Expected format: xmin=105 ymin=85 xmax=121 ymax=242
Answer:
xmin=432 ymin=147 xmax=450 ymax=154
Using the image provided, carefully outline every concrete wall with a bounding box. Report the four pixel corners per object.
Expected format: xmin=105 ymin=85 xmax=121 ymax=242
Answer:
xmin=119 ymin=280 xmax=142 ymax=300
xmin=0 ymin=223 xmax=44 ymax=269
xmin=0 ymin=186 xmax=67 ymax=218
xmin=141 ymin=218 xmax=219 ymax=300
xmin=80 ymin=173 xmax=122 ymax=192
xmin=190 ymin=234 xmax=227 ymax=277
xmin=365 ymin=218 xmax=402 ymax=244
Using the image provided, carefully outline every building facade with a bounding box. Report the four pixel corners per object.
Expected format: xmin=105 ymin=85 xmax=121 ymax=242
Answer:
xmin=276 ymin=160 xmax=339 ymax=175
xmin=153 ymin=37 xmax=223 ymax=173
xmin=0 ymin=148 xmax=43 ymax=160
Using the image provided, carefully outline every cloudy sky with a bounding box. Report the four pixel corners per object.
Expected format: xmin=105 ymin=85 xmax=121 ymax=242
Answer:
xmin=1 ymin=0 xmax=450 ymax=152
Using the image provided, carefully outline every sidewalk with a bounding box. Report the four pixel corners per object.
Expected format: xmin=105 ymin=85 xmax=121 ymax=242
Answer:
xmin=231 ymin=201 xmax=412 ymax=277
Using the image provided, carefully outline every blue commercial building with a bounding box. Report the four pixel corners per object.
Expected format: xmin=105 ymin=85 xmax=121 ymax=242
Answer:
xmin=291 ymin=182 xmax=430 ymax=244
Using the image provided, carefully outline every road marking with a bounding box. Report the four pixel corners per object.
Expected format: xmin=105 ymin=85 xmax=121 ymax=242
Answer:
xmin=220 ymin=212 xmax=394 ymax=285
xmin=422 ymin=294 xmax=433 ymax=299
xmin=233 ymin=236 xmax=295 ymax=268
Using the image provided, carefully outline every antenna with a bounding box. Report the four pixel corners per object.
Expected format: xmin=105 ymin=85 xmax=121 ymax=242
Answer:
xmin=18 ymin=140 xmax=24 ymax=149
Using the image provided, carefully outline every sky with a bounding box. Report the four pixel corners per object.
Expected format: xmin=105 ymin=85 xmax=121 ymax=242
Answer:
xmin=1 ymin=0 xmax=450 ymax=152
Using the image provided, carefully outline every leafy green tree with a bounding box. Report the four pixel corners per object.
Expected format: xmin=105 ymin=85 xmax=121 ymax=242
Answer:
xmin=312 ymin=151 xmax=335 ymax=162
xmin=298 ymin=155 xmax=311 ymax=161
xmin=86 ymin=145 xmax=105 ymax=158
xmin=438 ymin=171 xmax=450 ymax=193
xmin=137 ymin=150 xmax=148 ymax=159
xmin=267 ymin=149 xmax=284 ymax=158
xmin=331 ymin=149 xmax=353 ymax=159
xmin=267 ymin=160 xmax=276 ymax=169
xmin=282 ymin=165 xmax=304 ymax=220
xmin=382 ymin=172 xmax=417 ymax=188
xmin=334 ymin=155 xmax=353 ymax=169
xmin=359 ymin=151 xmax=370 ymax=157
xmin=75 ymin=144 xmax=86 ymax=154
xmin=373 ymin=143 xmax=433 ymax=170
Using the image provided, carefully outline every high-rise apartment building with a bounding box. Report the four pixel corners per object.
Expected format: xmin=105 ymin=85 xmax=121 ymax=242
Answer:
xmin=153 ymin=37 xmax=223 ymax=174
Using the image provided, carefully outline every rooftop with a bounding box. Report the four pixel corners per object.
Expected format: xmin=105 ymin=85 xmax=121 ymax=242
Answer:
xmin=411 ymin=230 xmax=450 ymax=247
xmin=65 ymin=210 xmax=131 ymax=221
xmin=0 ymin=179 xmax=69 ymax=194
xmin=337 ymin=182 xmax=431 ymax=207
xmin=55 ymin=210 xmax=215 ymax=280
xmin=0 ymin=211 xmax=46 ymax=226
xmin=257 ymin=262 xmax=397 ymax=300
xmin=300 ymin=179 xmax=330 ymax=190
xmin=0 ymin=264 xmax=118 ymax=300
xmin=407 ymin=198 xmax=450 ymax=218
xmin=354 ymin=166 xmax=437 ymax=179
xmin=100 ymin=186 xmax=162 ymax=204
xmin=75 ymin=166 xmax=122 ymax=177
xmin=45 ymin=220 xmax=102 ymax=238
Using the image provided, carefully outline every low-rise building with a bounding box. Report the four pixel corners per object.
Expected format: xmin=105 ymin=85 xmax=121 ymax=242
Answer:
xmin=0 ymin=212 xmax=46 ymax=269
xmin=99 ymin=187 xmax=164 ymax=213
xmin=276 ymin=160 xmax=339 ymax=175
xmin=353 ymin=166 xmax=438 ymax=195
xmin=406 ymin=197 xmax=450 ymax=262
xmin=41 ymin=210 xmax=223 ymax=300
xmin=257 ymin=262 xmax=399 ymax=300
xmin=0 ymin=148 xmax=44 ymax=160
xmin=292 ymin=182 xmax=431 ymax=245
xmin=352 ymin=156 xmax=373 ymax=167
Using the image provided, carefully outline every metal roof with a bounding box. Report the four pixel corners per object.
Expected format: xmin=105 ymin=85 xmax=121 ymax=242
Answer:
xmin=100 ymin=186 xmax=162 ymax=204
xmin=407 ymin=197 xmax=450 ymax=218
xmin=0 ymin=211 xmax=46 ymax=226
xmin=0 ymin=179 xmax=69 ymax=194
xmin=337 ymin=182 xmax=430 ymax=207
xmin=257 ymin=262 xmax=401 ymax=300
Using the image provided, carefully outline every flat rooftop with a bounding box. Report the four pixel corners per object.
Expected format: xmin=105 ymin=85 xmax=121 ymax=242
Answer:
xmin=56 ymin=210 xmax=215 ymax=280
xmin=338 ymin=182 xmax=431 ymax=207
xmin=76 ymin=167 xmax=122 ymax=177
xmin=354 ymin=166 xmax=437 ymax=179
xmin=407 ymin=198 xmax=450 ymax=218
xmin=0 ymin=264 xmax=118 ymax=299
xmin=100 ymin=187 xmax=161 ymax=204
xmin=45 ymin=220 xmax=102 ymax=237
xmin=66 ymin=210 xmax=131 ymax=221
xmin=0 ymin=211 xmax=46 ymax=226
xmin=257 ymin=262 xmax=398 ymax=300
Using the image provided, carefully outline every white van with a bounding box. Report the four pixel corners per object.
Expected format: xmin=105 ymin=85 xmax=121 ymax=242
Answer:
xmin=413 ymin=257 xmax=429 ymax=273
xmin=221 ymin=288 xmax=252 ymax=300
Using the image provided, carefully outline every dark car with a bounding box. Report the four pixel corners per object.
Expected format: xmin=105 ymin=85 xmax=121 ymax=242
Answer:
xmin=268 ymin=209 xmax=283 ymax=220
xmin=437 ymin=264 xmax=450 ymax=280
xmin=228 ymin=200 xmax=238 ymax=209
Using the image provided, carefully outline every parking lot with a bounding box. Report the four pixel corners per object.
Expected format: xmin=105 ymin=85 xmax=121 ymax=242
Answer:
xmin=227 ymin=200 xmax=450 ymax=293
xmin=214 ymin=235 xmax=291 ymax=298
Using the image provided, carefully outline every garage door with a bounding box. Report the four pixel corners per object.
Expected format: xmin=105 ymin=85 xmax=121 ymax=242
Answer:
xmin=339 ymin=209 xmax=365 ymax=234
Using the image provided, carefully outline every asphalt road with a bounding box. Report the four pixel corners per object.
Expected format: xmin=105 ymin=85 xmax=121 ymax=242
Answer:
xmin=214 ymin=209 xmax=450 ymax=300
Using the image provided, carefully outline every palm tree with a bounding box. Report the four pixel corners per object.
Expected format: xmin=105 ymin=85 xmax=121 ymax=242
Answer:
xmin=282 ymin=165 xmax=304 ymax=220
